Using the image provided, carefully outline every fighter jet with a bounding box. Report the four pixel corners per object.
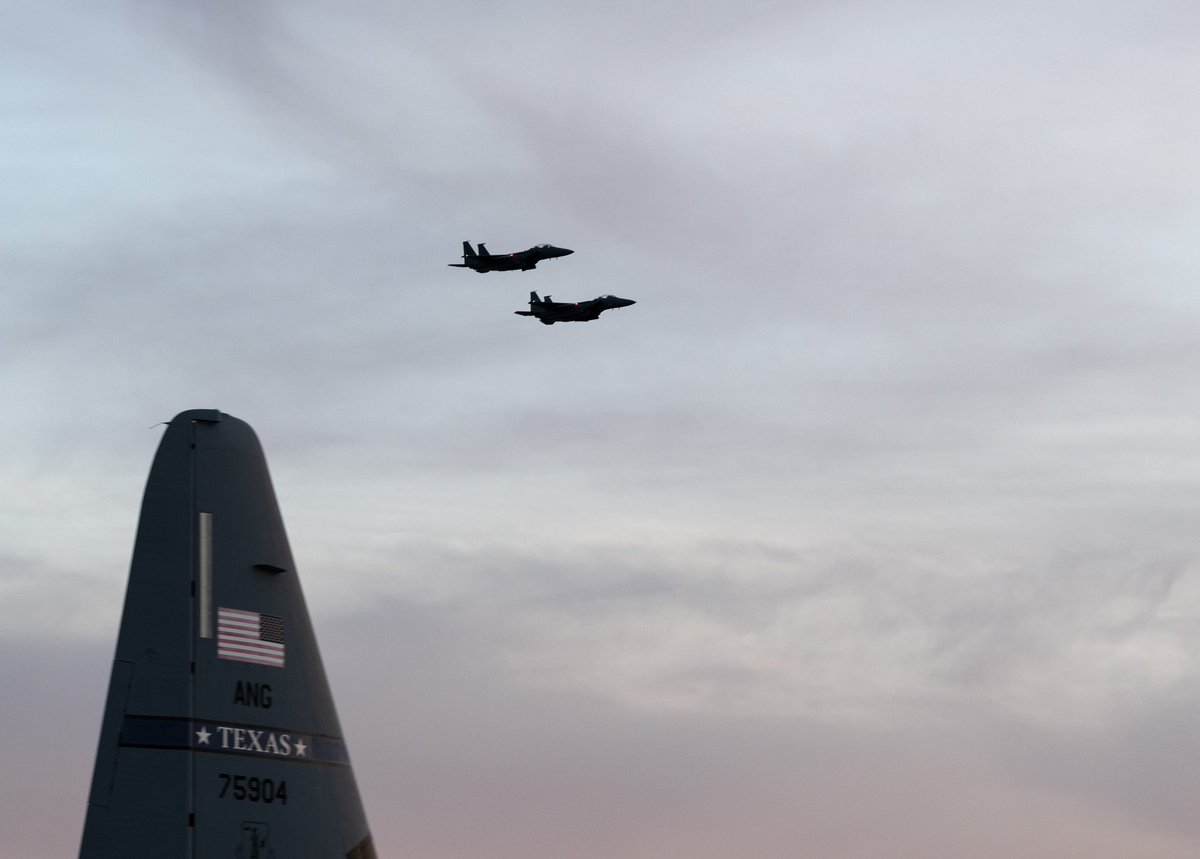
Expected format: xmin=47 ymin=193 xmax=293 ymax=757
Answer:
xmin=515 ymin=291 xmax=636 ymax=324
xmin=449 ymin=240 xmax=573 ymax=272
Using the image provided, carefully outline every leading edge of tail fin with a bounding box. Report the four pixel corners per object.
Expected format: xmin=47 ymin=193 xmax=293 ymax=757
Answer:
xmin=79 ymin=409 xmax=375 ymax=859
xmin=462 ymin=240 xmax=476 ymax=257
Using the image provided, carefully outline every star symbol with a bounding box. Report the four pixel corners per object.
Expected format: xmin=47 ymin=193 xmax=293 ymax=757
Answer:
xmin=293 ymin=738 xmax=308 ymax=758
xmin=195 ymin=726 xmax=212 ymax=745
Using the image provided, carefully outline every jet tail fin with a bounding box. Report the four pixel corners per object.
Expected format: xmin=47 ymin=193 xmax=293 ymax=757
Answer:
xmin=461 ymin=240 xmax=476 ymax=257
xmin=477 ymin=242 xmax=491 ymax=257
xmin=79 ymin=410 xmax=375 ymax=859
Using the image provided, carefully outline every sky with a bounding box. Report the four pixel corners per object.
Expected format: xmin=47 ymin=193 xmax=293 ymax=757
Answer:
xmin=4 ymin=0 xmax=1200 ymax=855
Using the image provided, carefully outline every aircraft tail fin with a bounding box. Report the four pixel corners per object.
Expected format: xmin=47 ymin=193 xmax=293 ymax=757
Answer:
xmin=477 ymin=242 xmax=491 ymax=257
xmin=530 ymin=291 xmax=542 ymax=303
xmin=462 ymin=240 xmax=476 ymax=257
xmin=79 ymin=410 xmax=375 ymax=859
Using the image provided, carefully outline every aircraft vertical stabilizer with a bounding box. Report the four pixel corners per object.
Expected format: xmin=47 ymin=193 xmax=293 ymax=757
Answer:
xmin=79 ymin=409 xmax=375 ymax=858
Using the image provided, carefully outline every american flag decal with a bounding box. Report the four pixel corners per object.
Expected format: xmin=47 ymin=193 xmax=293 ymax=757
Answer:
xmin=217 ymin=607 xmax=285 ymax=668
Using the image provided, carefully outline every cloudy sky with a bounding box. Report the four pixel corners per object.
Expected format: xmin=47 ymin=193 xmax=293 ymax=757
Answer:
xmin=5 ymin=0 xmax=1200 ymax=855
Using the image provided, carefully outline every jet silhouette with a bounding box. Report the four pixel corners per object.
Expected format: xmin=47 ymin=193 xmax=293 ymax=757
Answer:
xmin=449 ymin=241 xmax=573 ymax=272
xmin=515 ymin=291 xmax=636 ymax=325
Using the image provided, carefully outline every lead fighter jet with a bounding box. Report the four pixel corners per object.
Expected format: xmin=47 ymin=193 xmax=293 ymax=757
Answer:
xmin=449 ymin=240 xmax=573 ymax=272
xmin=515 ymin=291 xmax=636 ymax=324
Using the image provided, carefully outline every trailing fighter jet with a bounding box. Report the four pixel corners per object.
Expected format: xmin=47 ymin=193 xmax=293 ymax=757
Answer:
xmin=515 ymin=291 xmax=636 ymax=324
xmin=80 ymin=410 xmax=376 ymax=859
xmin=449 ymin=240 xmax=573 ymax=272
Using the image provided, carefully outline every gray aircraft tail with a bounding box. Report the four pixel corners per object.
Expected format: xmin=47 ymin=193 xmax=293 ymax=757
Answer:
xmin=79 ymin=410 xmax=376 ymax=858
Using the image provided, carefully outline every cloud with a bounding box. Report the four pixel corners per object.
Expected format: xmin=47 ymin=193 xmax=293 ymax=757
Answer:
xmin=303 ymin=534 xmax=1200 ymax=735
xmin=320 ymin=576 xmax=1200 ymax=858
xmin=7 ymin=0 xmax=1200 ymax=854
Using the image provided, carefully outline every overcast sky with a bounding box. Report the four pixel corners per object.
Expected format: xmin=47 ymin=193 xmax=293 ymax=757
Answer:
xmin=5 ymin=0 xmax=1200 ymax=856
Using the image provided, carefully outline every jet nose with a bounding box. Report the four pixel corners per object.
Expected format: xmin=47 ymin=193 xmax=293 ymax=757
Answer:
xmin=555 ymin=247 xmax=574 ymax=257
xmin=616 ymin=297 xmax=636 ymax=307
